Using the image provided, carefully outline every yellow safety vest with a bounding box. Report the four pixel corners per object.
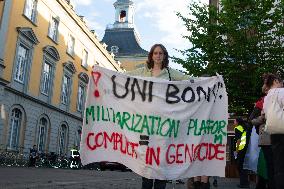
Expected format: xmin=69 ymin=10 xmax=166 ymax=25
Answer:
xmin=235 ymin=125 xmax=246 ymax=151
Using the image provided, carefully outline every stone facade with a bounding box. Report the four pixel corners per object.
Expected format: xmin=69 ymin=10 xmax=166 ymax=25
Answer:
xmin=0 ymin=0 xmax=121 ymax=156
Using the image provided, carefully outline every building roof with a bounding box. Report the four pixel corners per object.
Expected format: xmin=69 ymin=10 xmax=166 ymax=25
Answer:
xmin=102 ymin=28 xmax=148 ymax=57
xmin=116 ymin=0 xmax=132 ymax=3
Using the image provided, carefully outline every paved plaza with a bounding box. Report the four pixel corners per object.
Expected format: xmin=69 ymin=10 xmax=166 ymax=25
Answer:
xmin=0 ymin=167 xmax=256 ymax=189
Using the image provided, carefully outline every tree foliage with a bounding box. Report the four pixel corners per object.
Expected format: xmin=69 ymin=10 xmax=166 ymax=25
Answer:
xmin=173 ymin=0 xmax=284 ymax=115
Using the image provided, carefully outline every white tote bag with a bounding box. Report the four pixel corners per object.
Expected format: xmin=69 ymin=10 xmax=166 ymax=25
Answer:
xmin=243 ymin=127 xmax=260 ymax=173
xmin=265 ymin=92 xmax=284 ymax=134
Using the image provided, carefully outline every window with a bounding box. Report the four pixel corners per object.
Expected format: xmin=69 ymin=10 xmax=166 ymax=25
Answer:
xmin=14 ymin=45 xmax=28 ymax=83
xmin=77 ymin=85 xmax=85 ymax=112
xmin=8 ymin=108 xmax=22 ymax=150
xmin=40 ymin=62 xmax=51 ymax=95
xmin=77 ymin=72 xmax=89 ymax=112
xmin=39 ymin=46 xmax=59 ymax=101
xmin=75 ymin=129 xmax=81 ymax=149
xmin=67 ymin=35 xmax=75 ymax=56
xmin=60 ymin=62 xmax=76 ymax=108
xmin=82 ymin=49 xmax=88 ymax=67
xmin=48 ymin=17 xmax=59 ymax=42
xmin=13 ymin=28 xmax=39 ymax=93
xmin=61 ymin=75 xmax=71 ymax=104
xmin=24 ymin=0 xmax=37 ymax=23
xmin=111 ymin=46 xmax=119 ymax=54
xmin=58 ymin=124 xmax=67 ymax=155
xmin=38 ymin=117 xmax=47 ymax=152
xmin=120 ymin=10 xmax=126 ymax=22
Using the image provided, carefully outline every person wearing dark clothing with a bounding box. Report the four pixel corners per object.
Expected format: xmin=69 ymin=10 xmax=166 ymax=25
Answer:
xmin=142 ymin=178 xmax=167 ymax=189
xmin=234 ymin=118 xmax=250 ymax=188
xmin=250 ymin=96 xmax=275 ymax=189
xmin=270 ymin=135 xmax=284 ymax=189
xmin=29 ymin=145 xmax=38 ymax=167
xmin=249 ymin=97 xmax=264 ymax=135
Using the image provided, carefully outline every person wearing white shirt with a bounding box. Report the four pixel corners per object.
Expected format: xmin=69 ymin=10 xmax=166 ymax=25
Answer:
xmin=263 ymin=73 xmax=284 ymax=189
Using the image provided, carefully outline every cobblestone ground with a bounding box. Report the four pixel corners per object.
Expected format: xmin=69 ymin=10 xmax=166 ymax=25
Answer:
xmin=0 ymin=167 xmax=255 ymax=189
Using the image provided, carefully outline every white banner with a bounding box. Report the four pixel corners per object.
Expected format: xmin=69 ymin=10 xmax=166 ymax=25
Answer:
xmin=80 ymin=65 xmax=228 ymax=180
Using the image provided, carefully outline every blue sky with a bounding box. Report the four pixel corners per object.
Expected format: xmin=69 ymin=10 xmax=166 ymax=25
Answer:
xmin=72 ymin=0 xmax=208 ymax=69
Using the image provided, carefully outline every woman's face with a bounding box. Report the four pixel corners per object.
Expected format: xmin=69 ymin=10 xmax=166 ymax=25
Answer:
xmin=152 ymin=46 xmax=164 ymax=66
xmin=273 ymin=79 xmax=283 ymax=88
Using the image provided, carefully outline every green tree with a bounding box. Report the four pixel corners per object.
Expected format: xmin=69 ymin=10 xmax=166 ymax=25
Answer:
xmin=174 ymin=0 xmax=284 ymax=115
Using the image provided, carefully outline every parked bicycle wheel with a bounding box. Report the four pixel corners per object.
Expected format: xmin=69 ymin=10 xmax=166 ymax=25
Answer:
xmin=16 ymin=153 xmax=29 ymax=167
xmin=0 ymin=152 xmax=5 ymax=166
xmin=60 ymin=158 xmax=70 ymax=169
xmin=5 ymin=152 xmax=16 ymax=167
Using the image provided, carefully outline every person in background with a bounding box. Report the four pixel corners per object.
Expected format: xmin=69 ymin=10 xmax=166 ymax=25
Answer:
xmin=234 ymin=117 xmax=250 ymax=188
xmin=192 ymin=176 xmax=210 ymax=189
xmin=29 ymin=145 xmax=38 ymax=167
xmin=70 ymin=146 xmax=81 ymax=169
xmin=127 ymin=44 xmax=190 ymax=189
xmin=187 ymin=178 xmax=194 ymax=189
xmin=262 ymin=73 xmax=284 ymax=189
xmin=250 ymin=85 xmax=275 ymax=189
xmin=212 ymin=176 xmax=218 ymax=187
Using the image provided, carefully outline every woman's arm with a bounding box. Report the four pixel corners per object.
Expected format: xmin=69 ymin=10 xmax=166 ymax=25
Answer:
xmin=278 ymin=88 xmax=284 ymax=108
xmin=251 ymin=114 xmax=265 ymax=126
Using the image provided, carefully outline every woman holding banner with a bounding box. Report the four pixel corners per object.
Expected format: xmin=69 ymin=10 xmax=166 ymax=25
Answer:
xmin=127 ymin=44 xmax=189 ymax=81
xmin=128 ymin=44 xmax=190 ymax=189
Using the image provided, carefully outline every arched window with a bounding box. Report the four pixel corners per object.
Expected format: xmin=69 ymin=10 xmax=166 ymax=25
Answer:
xmin=77 ymin=73 xmax=89 ymax=112
xmin=40 ymin=46 xmax=59 ymax=101
xmin=8 ymin=108 xmax=22 ymax=150
xmin=58 ymin=124 xmax=68 ymax=155
xmin=75 ymin=129 xmax=82 ymax=149
xmin=37 ymin=117 xmax=48 ymax=152
xmin=120 ymin=10 xmax=126 ymax=22
xmin=77 ymin=85 xmax=85 ymax=112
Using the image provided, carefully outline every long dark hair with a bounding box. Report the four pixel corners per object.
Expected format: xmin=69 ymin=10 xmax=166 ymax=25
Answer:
xmin=262 ymin=73 xmax=281 ymax=89
xmin=146 ymin=44 xmax=169 ymax=69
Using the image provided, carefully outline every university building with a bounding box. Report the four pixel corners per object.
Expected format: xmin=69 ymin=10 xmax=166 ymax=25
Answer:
xmin=0 ymin=0 xmax=121 ymax=155
xmin=102 ymin=0 xmax=148 ymax=71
